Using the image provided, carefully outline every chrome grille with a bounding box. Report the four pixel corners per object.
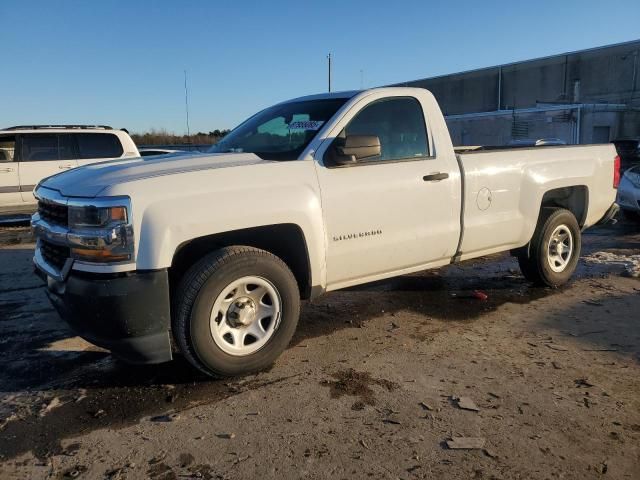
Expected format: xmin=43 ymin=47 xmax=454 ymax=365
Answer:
xmin=38 ymin=201 xmax=68 ymax=226
xmin=40 ymin=240 xmax=70 ymax=271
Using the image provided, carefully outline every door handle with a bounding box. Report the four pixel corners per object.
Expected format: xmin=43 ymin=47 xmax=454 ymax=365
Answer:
xmin=423 ymin=172 xmax=449 ymax=182
xmin=0 ymin=167 xmax=14 ymax=173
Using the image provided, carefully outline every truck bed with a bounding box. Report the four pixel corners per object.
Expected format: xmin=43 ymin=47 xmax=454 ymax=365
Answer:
xmin=455 ymin=143 xmax=611 ymax=154
xmin=455 ymin=143 xmax=618 ymax=261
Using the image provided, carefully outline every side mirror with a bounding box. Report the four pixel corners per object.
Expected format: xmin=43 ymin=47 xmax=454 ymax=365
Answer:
xmin=329 ymin=135 xmax=381 ymax=166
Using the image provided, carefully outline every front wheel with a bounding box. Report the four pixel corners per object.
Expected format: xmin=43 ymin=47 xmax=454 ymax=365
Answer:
xmin=173 ymin=246 xmax=300 ymax=377
xmin=517 ymin=208 xmax=581 ymax=287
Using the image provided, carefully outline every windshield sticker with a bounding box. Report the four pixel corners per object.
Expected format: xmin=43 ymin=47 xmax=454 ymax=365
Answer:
xmin=288 ymin=120 xmax=325 ymax=131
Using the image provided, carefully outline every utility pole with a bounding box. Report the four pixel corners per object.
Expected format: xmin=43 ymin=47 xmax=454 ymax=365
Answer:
xmin=184 ymin=70 xmax=191 ymax=138
xmin=327 ymin=53 xmax=332 ymax=93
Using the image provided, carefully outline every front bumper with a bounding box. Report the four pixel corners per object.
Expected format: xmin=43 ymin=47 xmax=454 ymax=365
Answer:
xmin=38 ymin=268 xmax=173 ymax=364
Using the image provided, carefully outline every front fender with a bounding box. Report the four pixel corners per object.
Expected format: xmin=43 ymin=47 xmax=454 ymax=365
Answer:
xmin=109 ymin=161 xmax=327 ymax=290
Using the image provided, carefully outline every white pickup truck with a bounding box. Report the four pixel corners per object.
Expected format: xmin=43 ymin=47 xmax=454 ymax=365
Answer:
xmin=31 ymin=87 xmax=620 ymax=377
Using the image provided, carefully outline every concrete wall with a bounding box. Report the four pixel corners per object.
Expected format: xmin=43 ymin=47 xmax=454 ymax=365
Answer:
xmin=396 ymin=40 xmax=640 ymax=145
xmin=447 ymin=110 xmax=577 ymax=146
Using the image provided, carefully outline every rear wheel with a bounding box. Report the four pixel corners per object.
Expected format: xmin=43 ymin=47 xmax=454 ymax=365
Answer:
xmin=517 ymin=208 xmax=581 ymax=287
xmin=173 ymin=246 xmax=300 ymax=377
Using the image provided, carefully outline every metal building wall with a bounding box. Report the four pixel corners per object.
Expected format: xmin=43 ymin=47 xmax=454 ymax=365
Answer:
xmin=395 ymin=40 xmax=640 ymax=146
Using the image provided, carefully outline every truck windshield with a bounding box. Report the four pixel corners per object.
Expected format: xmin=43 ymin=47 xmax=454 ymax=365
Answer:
xmin=208 ymin=98 xmax=347 ymax=161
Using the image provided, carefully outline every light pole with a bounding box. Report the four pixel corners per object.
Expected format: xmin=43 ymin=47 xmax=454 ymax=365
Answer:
xmin=184 ymin=70 xmax=191 ymax=138
xmin=327 ymin=53 xmax=332 ymax=93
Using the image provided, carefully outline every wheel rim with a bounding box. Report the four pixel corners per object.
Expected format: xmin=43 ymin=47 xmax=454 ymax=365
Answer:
xmin=547 ymin=224 xmax=573 ymax=273
xmin=209 ymin=276 xmax=282 ymax=356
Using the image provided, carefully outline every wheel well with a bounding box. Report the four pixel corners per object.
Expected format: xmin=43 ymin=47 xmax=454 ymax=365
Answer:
xmin=512 ymin=186 xmax=589 ymax=258
xmin=169 ymin=224 xmax=312 ymax=299
xmin=540 ymin=186 xmax=588 ymax=227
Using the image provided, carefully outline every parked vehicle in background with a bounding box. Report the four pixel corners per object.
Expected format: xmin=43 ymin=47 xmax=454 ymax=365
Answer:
xmin=138 ymin=148 xmax=186 ymax=157
xmin=613 ymin=139 xmax=640 ymax=172
xmin=617 ymin=165 xmax=640 ymax=220
xmin=0 ymin=125 xmax=139 ymax=214
xmin=31 ymin=87 xmax=620 ymax=377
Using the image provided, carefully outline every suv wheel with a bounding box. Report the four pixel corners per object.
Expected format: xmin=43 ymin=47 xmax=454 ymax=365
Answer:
xmin=173 ymin=246 xmax=300 ymax=377
xmin=517 ymin=208 xmax=581 ymax=287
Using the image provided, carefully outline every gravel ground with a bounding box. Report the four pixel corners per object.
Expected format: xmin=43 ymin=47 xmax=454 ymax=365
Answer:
xmin=0 ymin=221 xmax=638 ymax=479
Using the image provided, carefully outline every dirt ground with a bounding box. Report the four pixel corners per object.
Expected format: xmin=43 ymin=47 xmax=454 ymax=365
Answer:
xmin=0 ymin=220 xmax=639 ymax=479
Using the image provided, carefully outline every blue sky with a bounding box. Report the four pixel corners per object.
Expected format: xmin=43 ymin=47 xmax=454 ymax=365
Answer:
xmin=2 ymin=0 xmax=639 ymax=134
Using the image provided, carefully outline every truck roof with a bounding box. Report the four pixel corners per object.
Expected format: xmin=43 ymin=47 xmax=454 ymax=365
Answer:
xmin=285 ymin=87 xmax=426 ymax=104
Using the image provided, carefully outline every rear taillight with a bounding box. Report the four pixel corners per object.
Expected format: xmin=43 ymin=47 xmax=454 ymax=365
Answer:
xmin=613 ymin=155 xmax=621 ymax=189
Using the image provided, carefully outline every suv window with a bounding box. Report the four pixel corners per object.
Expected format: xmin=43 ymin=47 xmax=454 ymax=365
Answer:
xmin=341 ymin=97 xmax=429 ymax=162
xmin=76 ymin=133 xmax=123 ymax=159
xmin=20 ymin=134 xmax=76 ymax=161
xmin=0 ymin=135 xmax=16 ymax=162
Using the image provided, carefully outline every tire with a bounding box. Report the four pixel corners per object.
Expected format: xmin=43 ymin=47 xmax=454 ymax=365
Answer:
xmin=173 ymin=246 xmax=300 ymax=377
xmin=517 ymin=208 xmax=581 ymax=287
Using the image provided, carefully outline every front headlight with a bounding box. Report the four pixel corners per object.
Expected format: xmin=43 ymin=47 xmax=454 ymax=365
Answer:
xmin=68 ymin=205 xmax=128 ymax=228
xmin=67 ymin=204 xmax=134 ymax=264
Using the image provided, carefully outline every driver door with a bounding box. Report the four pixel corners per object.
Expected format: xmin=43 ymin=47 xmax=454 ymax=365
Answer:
xmin=314 ymin=95 xmax=460 ymax=290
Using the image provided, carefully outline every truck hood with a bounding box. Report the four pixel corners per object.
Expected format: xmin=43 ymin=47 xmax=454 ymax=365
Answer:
xmin=40 ymin=152 xmax=270 ymax=197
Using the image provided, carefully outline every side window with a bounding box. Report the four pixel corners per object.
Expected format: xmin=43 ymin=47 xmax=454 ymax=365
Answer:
xmin=0 ymin=135 xmax=16 ymax=162
xmin=20 ymin=134 xmax=60 ymax=161
xmin=58 ymin=134 xmax=76 ymax=160
xmin=341 ymin=97 xmax=429 ymax=162
xmin=76 ymin=133 xmax=123 ymax=159
xmin=19 ymin=134 xmax=77 ymax=161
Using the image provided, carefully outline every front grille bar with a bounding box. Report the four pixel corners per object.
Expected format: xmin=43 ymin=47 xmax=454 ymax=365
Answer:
xmin=38 ymin=201 xmax=68 ymax=226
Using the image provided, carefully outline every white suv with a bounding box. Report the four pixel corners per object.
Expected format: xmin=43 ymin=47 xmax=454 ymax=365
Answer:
xmin=0 ymin=125 xmax=139 ymax=215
